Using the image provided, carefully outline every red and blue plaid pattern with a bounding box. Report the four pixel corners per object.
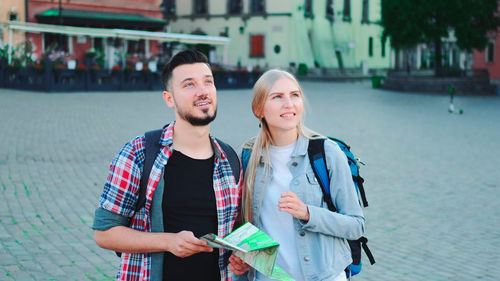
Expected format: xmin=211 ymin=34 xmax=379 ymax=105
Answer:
xmin=99 ymin=123 xmax=241 ymax=281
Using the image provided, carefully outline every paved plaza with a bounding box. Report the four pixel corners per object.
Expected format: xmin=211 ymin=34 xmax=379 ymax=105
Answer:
xmin=1 ymin=82 xmax=499 ymax=281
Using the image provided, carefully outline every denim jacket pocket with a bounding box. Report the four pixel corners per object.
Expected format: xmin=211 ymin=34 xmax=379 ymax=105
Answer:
xmin=306 ymin=171 xmax=319 ymax=185
xmin=304 ymin=172 xmax=323 ymax=207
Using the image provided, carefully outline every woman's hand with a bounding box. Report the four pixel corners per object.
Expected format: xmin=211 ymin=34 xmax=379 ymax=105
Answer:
xmin=229 ymin=253 xmax=249 ymax=275
xmin=278 ymin=191 xmax=310 ymax=221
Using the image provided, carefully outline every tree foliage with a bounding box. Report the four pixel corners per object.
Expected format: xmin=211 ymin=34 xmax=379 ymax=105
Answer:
xmin=381 ymin=0 xmax=500 ymax=51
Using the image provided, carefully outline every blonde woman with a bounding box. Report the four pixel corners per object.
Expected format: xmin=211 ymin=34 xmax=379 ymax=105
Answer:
xmin=229 ymin=70 xmax=365 ymax=281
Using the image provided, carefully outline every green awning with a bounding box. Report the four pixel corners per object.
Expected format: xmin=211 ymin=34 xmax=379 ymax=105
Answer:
xmin=35 ymin=8 xmax=166 ymax=30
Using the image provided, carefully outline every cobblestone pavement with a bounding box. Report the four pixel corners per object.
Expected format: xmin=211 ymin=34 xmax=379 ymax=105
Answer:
xmin=1 ymin=82 xmax=499 ymax=281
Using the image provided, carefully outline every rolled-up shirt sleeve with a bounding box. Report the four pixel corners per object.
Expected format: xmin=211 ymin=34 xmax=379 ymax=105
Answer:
xmin=93 ymin=207 xmax=130 ymax=231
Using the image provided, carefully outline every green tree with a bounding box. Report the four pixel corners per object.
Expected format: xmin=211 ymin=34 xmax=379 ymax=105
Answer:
xmin=381 ymin=0 xmax=500 ymax=76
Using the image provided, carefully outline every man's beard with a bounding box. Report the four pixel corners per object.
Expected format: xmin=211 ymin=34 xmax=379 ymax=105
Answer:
xmin=177 ymin=103 xmax=217 ymax=126
xmin=184 ymin=108 xmax=217 ymax=126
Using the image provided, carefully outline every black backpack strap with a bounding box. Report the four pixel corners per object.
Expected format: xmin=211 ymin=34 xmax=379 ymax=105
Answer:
xmin=307 ymin=138 xmax=337 ymax=212
xmin=215 ymin=138 xmax=241 ymax=184
xmin=135 ymin=129 xmax=163 ymax=212
xmin=354 ymin=176 xmax=369 ymax=207
xmin=359 ymin=237 xmax=376 ymax=265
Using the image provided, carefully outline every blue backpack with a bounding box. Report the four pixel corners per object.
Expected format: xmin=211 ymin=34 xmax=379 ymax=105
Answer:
xmin=308 ymin=137 xmax=375 ymax=277
xmin=242 ymin=137 xmax=375 ymax=278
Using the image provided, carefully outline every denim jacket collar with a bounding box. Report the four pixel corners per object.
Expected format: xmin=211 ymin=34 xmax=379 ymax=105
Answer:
xmin=292 ymin=135 xmax=309 ymax=157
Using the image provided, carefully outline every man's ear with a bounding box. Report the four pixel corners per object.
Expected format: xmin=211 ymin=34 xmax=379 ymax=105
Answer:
xmin=163 ymin=90 xmax=175 ymax=108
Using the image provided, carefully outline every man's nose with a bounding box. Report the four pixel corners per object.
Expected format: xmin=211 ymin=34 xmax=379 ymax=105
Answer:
xmin=196 ymin=83 xmax=209 ymax=97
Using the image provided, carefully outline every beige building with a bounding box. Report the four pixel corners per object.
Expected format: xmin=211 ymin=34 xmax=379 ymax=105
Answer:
xmin=165 ymin=0 xmax=391 ymax=71
xmin=1 ymin=0 xmax=26 ymax=47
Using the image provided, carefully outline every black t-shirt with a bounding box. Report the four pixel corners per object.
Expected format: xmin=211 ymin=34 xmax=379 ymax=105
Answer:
xmin=162 ymin=150 xmax=220 ymax=281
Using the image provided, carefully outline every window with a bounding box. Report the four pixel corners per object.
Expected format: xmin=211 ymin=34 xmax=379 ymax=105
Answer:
xmin=250 ymin=0 xmax=265 ymax=13
xmin=486 ymin=41 xmax=494 ymax=63
xmin=161 ymin=0 xmax=176 ymax=17
xmin=193 ymin=0 xmax=208 ymax=15
xmin=304 ymin=0 xmax=313 ymax=18
xmin=368 ymin=37 xmax=373 ymax=57
xmin=381 ymin=38 xmax=386 ymax=57
xmin=343 ymin=0 xmax=351 ymax=20
xmin=9 ymin=11 xmax=18 ymax=21
xmin=44 ymin=33 xmax=69 ymax=52
xmin=326 ymin=0 xmax=334 ymax=22
xmin=93 ymin=38 xmax=104 ymax=52
xmin=250 ymin=35 xmax=264 ymax=57
xmin=228 ymin=0 xmax=243 ymax=14
xmin=362 ymin=0 xmax=369 ymax=23
xmin=127 ymin=39 xmax=146 ymax=55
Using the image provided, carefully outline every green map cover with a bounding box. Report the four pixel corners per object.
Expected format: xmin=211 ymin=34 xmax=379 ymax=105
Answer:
xmin=200 ymin=222 xmax=293 ymax=281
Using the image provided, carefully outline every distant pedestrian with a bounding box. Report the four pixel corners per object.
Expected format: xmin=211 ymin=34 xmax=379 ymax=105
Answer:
xmin=93 ymin=49 xmax=242 ymax=281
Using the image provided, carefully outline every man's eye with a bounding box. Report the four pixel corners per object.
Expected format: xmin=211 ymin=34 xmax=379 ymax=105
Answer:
xmin=272 ymin=95 xmax=281 ymax=99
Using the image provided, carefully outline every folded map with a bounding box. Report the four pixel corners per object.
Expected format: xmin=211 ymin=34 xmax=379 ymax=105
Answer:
xmin=200 ymin=222 xmax=293 ymax=281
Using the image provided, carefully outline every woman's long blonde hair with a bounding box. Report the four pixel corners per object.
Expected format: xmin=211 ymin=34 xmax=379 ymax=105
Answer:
xmin=241 ymin=69 xmax=312 ymax=223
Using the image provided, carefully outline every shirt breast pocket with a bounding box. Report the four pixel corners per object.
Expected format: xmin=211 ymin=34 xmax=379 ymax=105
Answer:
xmin=304 ymin=172 xmax=324 ymax=207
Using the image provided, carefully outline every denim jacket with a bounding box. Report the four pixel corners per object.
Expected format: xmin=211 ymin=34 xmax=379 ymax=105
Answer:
xmin=236 ymin=136 xmax=365 ymax=281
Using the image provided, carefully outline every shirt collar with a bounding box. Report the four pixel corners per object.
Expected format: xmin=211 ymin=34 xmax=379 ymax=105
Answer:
xmin=159 ymin=122 xmax=175 ymax=147
xmin=159 ymin=122 xmax=223 ymax=160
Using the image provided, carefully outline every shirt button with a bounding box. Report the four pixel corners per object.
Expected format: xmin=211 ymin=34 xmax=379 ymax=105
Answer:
xmin=300 ymin=231 xmax=306 ymax=236
xmin=304 ymin=257 xmax=311 ymax=262
xmin=292 ymin=162 xmax=298 ymax=166
xmin=294 ymin=180 xmax=299 ymax=185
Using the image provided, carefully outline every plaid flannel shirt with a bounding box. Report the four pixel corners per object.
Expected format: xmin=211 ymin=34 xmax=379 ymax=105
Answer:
xmin=99 ymin=123 xmax=242 ymax=281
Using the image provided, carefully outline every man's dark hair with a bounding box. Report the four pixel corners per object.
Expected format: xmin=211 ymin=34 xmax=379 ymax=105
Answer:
xmin=161 ymin=49 xmax=209 ymax=91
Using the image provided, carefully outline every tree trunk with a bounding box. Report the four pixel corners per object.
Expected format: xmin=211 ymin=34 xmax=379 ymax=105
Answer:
xmin=434 ymin=39 xmax=442 ymax=77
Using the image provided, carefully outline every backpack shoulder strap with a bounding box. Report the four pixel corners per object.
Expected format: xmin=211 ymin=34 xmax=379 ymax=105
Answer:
xmin=216 ymin=138 xmax=241 ymax=184
xmin=241 ymin=149 xmax=252 ymax=175
xmin=136 ymin=129 xmax=163 ymax=212
xmin=307 ymin=138 xmax=337 ymax=212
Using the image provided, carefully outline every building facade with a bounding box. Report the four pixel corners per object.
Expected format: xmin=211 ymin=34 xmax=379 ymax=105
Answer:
xmin=1 ymin=0 xmax=26 ymax=47
xmin=474 ymin=37 xmax=500 ymax=80
xmin=394 ymin=33 xmax=474 ymax=74
xmin=25 ymin=0 xmax=166 ymax=68
xmin=473 ymin=2 xmax=500 ymax=81
xmin=164 ymin=0 xmax=391 ymax=71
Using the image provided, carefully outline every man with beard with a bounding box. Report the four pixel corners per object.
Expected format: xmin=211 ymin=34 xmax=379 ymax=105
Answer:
xmin=93 ymin=49 xmax=242 ymax=281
